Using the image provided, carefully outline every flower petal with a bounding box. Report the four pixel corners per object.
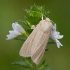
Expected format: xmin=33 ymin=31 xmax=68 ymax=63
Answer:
xmin=9 ymin=30 xmax=20 ymax=35
xmin=50 ymin=24 xmax=63 ymax=48
xmin=51 ymin=31 xmax=64 ymax=39
xmin=55 ymin=39 xmax=63 ymax=48
xmin=12 ymin=22 xmax=25 ymax=33
xmin=6 ymin=31 xmax=21 ymax=40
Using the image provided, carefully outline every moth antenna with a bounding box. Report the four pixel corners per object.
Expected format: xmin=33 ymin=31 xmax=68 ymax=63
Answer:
xmin=41 ymin=14 xmax=43 ymax=20
xmin=51 ymin=20 xmax=55 ymax=24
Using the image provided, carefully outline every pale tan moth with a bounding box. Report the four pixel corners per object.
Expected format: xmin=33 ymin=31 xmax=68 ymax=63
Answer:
xmin=19 ymin=18 xmax=53 ymax=65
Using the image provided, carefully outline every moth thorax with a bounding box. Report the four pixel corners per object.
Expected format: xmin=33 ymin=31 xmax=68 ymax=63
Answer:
xmin=45 ymin=18 xmax=51 ymax=22
xmin=41 ymin=21 xmax=52 ymax=33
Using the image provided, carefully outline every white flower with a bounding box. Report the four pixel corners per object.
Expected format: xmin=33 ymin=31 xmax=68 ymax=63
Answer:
xmin=50 ymin=24 xmax=64 ymax=48
xmin=6 ymin=22 xmax=26 ymax=40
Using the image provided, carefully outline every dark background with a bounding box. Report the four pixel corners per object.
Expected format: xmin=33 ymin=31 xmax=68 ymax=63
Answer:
xmin=0 ymin=0 xmax=70 ymax=70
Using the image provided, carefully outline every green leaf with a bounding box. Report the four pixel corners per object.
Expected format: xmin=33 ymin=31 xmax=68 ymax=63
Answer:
xmin=44 ymin=68 xmax=54 ymax=70
xmin=14 ymin=35 xmax=27 ymax=41
xmin=12 ymin=61 xmax=28 ymax=68
xmin=48 ymin=40 xmax=55 ymax=44
xmin=30 ymin=4 xmax=45 ymax=12
xmin=45 ymin=48 xmax=49 ymax=51
xmin=22 ymin=57 xmax=33 ymax=69
xmin=18 ymin=20 xmax=32 ymax=32
xmin=19 ymin=5 xmax=51 ymax=36
xmin=38 ymin=60 xmax=48 ymax=70
xmin=23 ymin=5 xmax=50 ymax=25
xmin=12 ymin=59 xmax=33 ymax=70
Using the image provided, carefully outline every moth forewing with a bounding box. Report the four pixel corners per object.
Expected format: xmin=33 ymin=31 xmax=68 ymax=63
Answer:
xmin=19 ymin=22 xmax=41 ymax=57
xmin=19 ymin=21 xmax=43 ymax=57
xmin=19 ymin=18 xmax=53 ymax=64
xmin=31 ymin=19 xmax=52 ymax=64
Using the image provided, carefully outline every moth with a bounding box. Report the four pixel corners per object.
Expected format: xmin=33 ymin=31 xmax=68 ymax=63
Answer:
xmin=19 ymin=18 xmax=53 ymax=65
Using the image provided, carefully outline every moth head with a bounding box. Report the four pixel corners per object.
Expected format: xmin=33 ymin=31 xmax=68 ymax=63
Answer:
xmin=45 ymin=18 xmax=51 ymax=22
xmin=45 ymin=18 xmax=52 ymax=27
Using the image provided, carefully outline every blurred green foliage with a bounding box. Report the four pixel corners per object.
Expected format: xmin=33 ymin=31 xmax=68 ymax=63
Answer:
xmin=0 ymin=0 xmax=70 ymax=70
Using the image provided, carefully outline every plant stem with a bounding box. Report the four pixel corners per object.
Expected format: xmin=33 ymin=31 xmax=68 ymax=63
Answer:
xmin=33 ymin=63 xmax=37 ymax=70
